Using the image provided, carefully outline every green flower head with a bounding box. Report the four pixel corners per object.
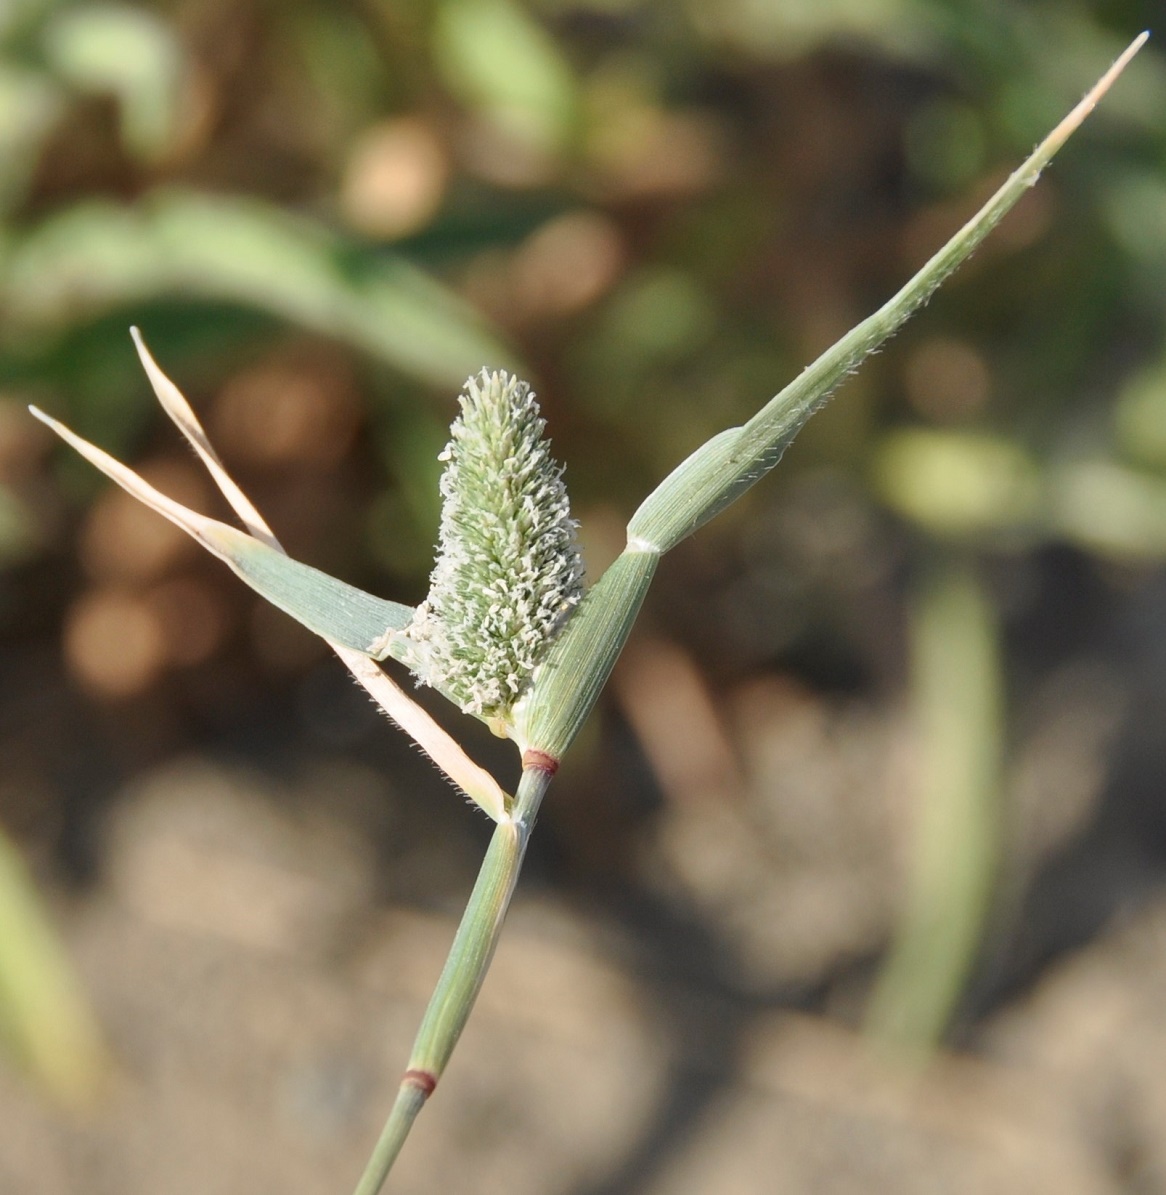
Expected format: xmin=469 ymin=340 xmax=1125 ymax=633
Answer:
xmin=406 ymin=369 xmax=584 ymax=727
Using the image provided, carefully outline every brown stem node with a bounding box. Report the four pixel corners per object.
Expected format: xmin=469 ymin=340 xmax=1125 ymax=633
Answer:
xmin=521 ymin=748 xmax=559 ymax=776
xmin=401 ymin=1068 xmax=438 ymax=1098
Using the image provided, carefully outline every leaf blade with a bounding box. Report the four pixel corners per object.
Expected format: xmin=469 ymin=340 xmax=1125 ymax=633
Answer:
xmin=628 ymin=33 xmax=1147 ymax=555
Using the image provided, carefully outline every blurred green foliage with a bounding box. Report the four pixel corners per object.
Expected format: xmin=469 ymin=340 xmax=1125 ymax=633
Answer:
xmin=0 ymin=827 xmax=109 ymax=1105
xmin=0 ymin=0 xmax=1163 ymax=1087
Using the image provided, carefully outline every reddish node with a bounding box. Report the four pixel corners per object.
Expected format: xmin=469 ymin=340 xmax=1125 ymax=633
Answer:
xmin=402 ymin=1068 xmax=438 ymax=1097
xmin=522 ymin=748 xmax=560 ymax=776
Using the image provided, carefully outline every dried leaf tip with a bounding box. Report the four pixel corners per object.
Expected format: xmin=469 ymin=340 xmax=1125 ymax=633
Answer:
xmin=406 ymin=369 xmax=584 ymax=727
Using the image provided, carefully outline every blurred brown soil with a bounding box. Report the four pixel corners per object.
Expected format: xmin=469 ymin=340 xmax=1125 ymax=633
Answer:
xmin=1 ymin=684 xmax=1162 ymax=1195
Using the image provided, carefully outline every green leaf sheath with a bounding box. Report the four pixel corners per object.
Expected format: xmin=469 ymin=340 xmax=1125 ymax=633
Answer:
xmin=204 ymin=524 xmax=416 ymax=655
xmin=626 ymin=427 xmax=744 ymax=554
xmin=352 ymin=766 xmax=552 ymax=1195
xmin=520 ymin=547 xmax=658 ymax=759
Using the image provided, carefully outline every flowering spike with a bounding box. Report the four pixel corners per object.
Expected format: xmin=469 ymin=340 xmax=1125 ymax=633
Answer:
xmin=406 ymin=369 xmax=584 ymax=726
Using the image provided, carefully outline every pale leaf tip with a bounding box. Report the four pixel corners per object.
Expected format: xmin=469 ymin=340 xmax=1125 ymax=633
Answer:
xmin=1039 ymin=31 xmax=1148 ymax=160
xmin=129 ymin=329 xmax=180 ymax=413
xmin=28 ymin=405 xmax=72 ymax=441
xmin=130 ymin=325 xmax=159 ymax=373
xmin=1115 ymin=30 xmax=1150 ymax=73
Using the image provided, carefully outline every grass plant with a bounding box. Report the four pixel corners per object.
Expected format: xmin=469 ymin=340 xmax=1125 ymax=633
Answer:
xmin=30 ymin=35 xmax=1145 ymax=1193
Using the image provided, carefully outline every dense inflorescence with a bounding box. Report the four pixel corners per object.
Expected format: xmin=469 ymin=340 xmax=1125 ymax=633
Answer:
xmin=405 ymin=369 xmax=584 ymax=723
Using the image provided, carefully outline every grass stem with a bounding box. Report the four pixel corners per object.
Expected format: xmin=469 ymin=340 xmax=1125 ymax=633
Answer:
xmin=351 ymin=765 xmax=552 ymax=1194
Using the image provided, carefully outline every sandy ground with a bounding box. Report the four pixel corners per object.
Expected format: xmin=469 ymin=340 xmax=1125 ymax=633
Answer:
xmin=3 ymin=715 xmax=1164 ymax=1195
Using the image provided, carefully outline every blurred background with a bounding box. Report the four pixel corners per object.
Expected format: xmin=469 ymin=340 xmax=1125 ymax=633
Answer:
xmin=2 ymin=1 xmax=1166 ymax=1192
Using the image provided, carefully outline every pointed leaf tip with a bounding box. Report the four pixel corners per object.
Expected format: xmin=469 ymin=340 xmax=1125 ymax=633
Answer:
xmin=128 ymin=328 xmax=279 ymax=547
xmin=1037 ymin=32 xmax=1148 ymax=161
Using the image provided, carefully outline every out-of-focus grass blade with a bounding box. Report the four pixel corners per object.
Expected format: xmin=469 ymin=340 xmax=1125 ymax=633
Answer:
xmin=0 ymin=62 xmax=63 ymax=213
xmin=433 ymin=0 xmax=579 ymax=155
xmin=872 ymin=429 xmax=1044 ymax=537
xmin=866 ymin=555 xmax=1003 ymax=1052
xmin=0 ymin=827 xmax=110 ymax=1107
xmin=42 ymin=3 xmax=182 ymax=161
xmin=1 ymin=189 xmax=513 ymax=388
xmin=1053 ymin=458 xmax=1166 ymax=561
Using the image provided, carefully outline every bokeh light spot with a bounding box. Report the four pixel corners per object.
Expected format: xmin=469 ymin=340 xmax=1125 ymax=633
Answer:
xmin=80 ymin=460 xmax=206 ymax=583
xmin=340 ymin=118 xmax=449 ymax=240
xmin=903 ymin=335 xmax=991 ymax=422
xmin=65 ymin=589 xmax=166 ymax=698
